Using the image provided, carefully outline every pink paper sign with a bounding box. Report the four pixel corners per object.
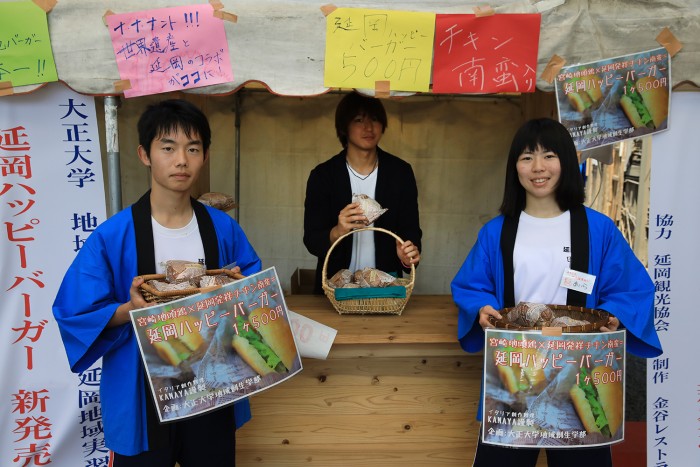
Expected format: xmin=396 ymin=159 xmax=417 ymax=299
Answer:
xmin=106 ymin=4 xmax=233 ymax=98
xmin=432 ymin=14 xmax=541 ymax=94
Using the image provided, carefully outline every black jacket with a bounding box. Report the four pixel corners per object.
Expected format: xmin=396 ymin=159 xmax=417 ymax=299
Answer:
xmin=303 ymin=148 xmax=422 ymax=294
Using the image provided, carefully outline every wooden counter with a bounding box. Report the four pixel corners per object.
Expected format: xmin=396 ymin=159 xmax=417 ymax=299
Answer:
xmin=282 ymin=294 xmax=461 ymax=346
xmin=235 ymin=295 xmax=484 ymax=466
xmin=236 ymin=296 xmax=629 ymax=466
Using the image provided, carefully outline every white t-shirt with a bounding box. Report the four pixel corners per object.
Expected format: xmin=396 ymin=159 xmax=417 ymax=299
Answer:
xmin=152 ymin=214 xmax=205 ymax=274
xmin=513 ymin=210 xmax=571 ymax=305
xmin=347 ymin=164 xmax=378 ymax=271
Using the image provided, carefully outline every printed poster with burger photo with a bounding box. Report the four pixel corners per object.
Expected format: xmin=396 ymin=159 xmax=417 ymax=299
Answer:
xmin=482 ymin=329 xmax=626 ymax=448
xmin=555 ymin=47 xmax=670 ymax=151
xmin=130 ymin=267 xmax=302 ymax=423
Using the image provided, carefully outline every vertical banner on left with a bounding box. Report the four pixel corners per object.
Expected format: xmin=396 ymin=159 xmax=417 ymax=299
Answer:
xmin=0 ymin=84 xmax=106 ymax=467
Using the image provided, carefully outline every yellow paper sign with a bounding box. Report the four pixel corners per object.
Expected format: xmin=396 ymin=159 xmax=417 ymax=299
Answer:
xmin=324 ymin=8 xmax=435 ymax=92
xmin=0 ymin=1 xmax=58 ymax=87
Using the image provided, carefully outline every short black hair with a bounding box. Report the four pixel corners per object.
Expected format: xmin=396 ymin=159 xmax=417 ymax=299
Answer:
xmin=334 ymin=92 xmax=388 ymax=148
xmin=137 ymin=99 xmax=211 ymax=157
xmin=499 ymin=118 xmax=584 ymax=217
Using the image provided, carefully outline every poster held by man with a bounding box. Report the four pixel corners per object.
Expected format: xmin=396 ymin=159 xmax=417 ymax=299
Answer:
xmin=130 ymin=266 xmax=303 ymax=423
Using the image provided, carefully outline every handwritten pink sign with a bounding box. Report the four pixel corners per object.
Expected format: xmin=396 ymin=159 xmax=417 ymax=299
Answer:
xmin=432 ymin=14 xmax=541 ymax=94
xmin=106 ymin=4 xmax=233 ymax=98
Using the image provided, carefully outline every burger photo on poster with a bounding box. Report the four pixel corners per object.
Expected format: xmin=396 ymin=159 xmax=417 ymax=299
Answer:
xmin=151 ymin=314 xmax=207 ymax=369
xmin=231 ymin=307 xmax=298 ymax=377
xmin=619 ymin=75 xmax=669 ymax=130
xmin=565 ymin=74 xmax=605 ymax=114
xmin=569 ymin=365 xmax=623 ymax=438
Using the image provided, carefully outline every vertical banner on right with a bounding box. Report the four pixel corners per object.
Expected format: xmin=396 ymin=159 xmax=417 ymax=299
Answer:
xmin=647 ymin=91 xmax=700 ymax=467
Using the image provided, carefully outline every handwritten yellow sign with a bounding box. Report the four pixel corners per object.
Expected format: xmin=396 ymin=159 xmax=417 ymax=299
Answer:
xmin=324 ymin=8 xmax=435 ymax=92
xmin=0 ymin=1 xmax=58 ymax=87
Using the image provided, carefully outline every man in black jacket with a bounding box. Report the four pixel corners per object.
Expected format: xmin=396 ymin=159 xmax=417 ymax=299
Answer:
xmin=303 ymin=92 xmax=422 ymax=294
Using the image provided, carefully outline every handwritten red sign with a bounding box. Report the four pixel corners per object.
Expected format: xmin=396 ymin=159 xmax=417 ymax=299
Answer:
xmin=432 ymin=14 xmax=541 ymax=94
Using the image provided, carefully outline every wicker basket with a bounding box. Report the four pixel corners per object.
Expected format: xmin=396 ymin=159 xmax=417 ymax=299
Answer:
xmin=139 ymin=268 xmax=244 ymax=304
xmin=488 ymin=304 xmax=611 ymax=333
xmin=322 ymin=227 xmax=415 ymax=315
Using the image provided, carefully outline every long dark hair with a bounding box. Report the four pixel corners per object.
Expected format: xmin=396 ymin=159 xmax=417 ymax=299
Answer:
xmin=499 ymin=118 xmax=584 ymax=217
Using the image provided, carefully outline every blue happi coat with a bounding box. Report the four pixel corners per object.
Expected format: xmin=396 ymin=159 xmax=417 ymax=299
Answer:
xmin=53 ymin=193 xmax=261 ymax=455
xmin=452 ymin=207 xmax=662 ymax=356
xmin=451 ymin=207 xmax=662 ymax=420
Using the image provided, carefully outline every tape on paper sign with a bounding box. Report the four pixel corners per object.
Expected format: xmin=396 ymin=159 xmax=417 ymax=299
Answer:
xmin=656 ymin=27 xmax=683 ymax=57
xmin=473 ymin=5 xmax=495 ymax=17
xmin=209 ymin=0 xmax=225 ymax=10
xmin=113 ymin=80 xmax=132 ymax=92
xmin=320 ymin=4 xmax=337 ymax=16
xmin=540 ymin=54 xmax=566 ymax=84
xmin=0 ymin=81 xmax=14 ymax=97
xmin=31 ymin=0 xmax=56 ymax=13
xmin=213 ymin=10 xmax=238 ymax=23
xmin=541 ymin=327 xmax=563 ymax=336
xmin=102 ymin=10 xmax=115 ymax=27
xmin=375 ymin=80 xmax=391 ymax=98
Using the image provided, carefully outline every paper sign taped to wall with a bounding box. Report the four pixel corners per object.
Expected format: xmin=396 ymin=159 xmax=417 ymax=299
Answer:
xmin=432 ymin=13 xmax=541 ymax=94
xmin=0 ymin=1 xmax=58 ymax=87
xmin=324 ymin=7 xmax=435 ymax=92
xmin=105 ymin=4 xmax=234 ymax=97
xmin=554 ymin=47 xmax=671 ymax=151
